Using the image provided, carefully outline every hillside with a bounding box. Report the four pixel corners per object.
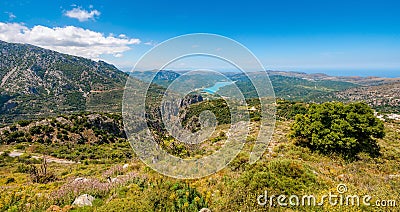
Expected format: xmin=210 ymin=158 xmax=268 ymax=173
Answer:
xmin=0 ymin=40 xmax=127 ymax=124
xmin=0 ymin=42 xmax=398 ymax=211
xmin=334 ymin=82 xmax=400 ymax=113
xmin=129 ymin=70 xmax=226 ymax=90
xmin=129 ymin=70 xmax=359 ymax=102
xmin=128 ymin=70 xmax=180 ymax=88
xmin=267 ymin=70 xmax=400 ymax=86
xmin=132 ymin=70 xmax=400 ymax=113
xmin=221 ymin=72 xmax=358 ymax=102
xmin=0 ymin=111 xmax=399 ymax=211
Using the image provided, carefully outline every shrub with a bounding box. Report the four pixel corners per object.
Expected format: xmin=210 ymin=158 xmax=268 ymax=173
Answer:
xmin=9 ymin=125 xmax=18 ymax=132
xmin=276 ymin=99 xmax=308 ymax=120
xmin=6 ymin=177 xmax=15 ymax=184
xmin=15 ymin=143 xmax=25 ymax=150
xmin=56 ymin=133 xmax=62 ymax=139
xmin=222 ymin=159 xmax=322 ymax=211
xmin=29 ymin=126 xmax=42 ymax=135
xmin=16 ymin=164 xmax=31 ymax=173
xmin=17 ymin=120 xmax=31 ymax=127
xmin=6 ymin=131 xmax=27 ymax=143
xmin=290 ymin=102 xmax=385 ymax=160
xmin=29 ymin=157 xmax=57 ymax=183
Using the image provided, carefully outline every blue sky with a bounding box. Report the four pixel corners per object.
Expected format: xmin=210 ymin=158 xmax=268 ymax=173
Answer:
xmin=0 ymin=0 xmax=399 ymax=77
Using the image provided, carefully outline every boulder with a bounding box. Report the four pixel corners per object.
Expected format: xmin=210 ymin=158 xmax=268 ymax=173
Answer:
xmin=72 ymin=194 xmax=95 ymax=207
xmin=123 ymin=164 xmax=129 ymax=169
xmin=180 ymin=94 xmax=203 ymax=108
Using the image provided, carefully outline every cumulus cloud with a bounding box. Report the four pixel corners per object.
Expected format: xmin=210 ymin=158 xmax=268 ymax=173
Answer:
xmin=64 ymin=7 xmax=100 ymax=22
xmin=0 ymin=22 xmax=141 ymax=59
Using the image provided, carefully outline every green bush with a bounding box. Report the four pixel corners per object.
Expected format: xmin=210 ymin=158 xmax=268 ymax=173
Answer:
xmin=17 ymin=120 xmax=31 ymax=127
xmin=16 ymin=163 xmax=31 ymax=173
xmin=5 ymin=177 xmax=15 ymax=184
xmin=290 ymin=102 xmax=385 ymax=160
xmin=222 ymin=159 xmax=322 ymax=211
xmin=6 ymin=131 xmax=27 ymax=143
xmin=29 ymin=126 xmax=42 ymax=135
xmin=276 ymin=99 xmax=308 ymax=120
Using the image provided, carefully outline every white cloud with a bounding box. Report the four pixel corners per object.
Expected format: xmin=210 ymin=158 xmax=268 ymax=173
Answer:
xmin=113 ymin=53 xmax=123 ymax=58
xmin=0 ymin=22 xmax=141 ymax=59
xmin=5 ymin=12 xmax=16 ymax=20
xmin=64 ymin=7 xmax=100 ymax=22
xmin=144 ymin=41 xmax=157 ymax=46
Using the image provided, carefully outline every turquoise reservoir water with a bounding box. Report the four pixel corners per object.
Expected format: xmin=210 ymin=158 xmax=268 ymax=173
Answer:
xmin=203 ymin=81 xmax=234 ymax=94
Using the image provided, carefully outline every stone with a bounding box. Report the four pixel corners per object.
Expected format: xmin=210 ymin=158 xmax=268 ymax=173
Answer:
xmin=73 ymin=177 xmax=89 ymax=183
xmin=72 ymin=194 xmax=95 ymax=207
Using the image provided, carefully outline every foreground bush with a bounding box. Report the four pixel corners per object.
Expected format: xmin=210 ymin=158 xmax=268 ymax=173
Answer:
xmin=290 ymin=102 xmax=385 ymax=160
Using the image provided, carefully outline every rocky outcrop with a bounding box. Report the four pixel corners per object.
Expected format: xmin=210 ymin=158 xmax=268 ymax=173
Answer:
xmin=180 ymin=94 xmax=203 ymax=108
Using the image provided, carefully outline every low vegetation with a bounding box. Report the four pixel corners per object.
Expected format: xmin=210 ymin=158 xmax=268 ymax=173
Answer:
xmin=0 ymin=101 xmax=399 ymax=211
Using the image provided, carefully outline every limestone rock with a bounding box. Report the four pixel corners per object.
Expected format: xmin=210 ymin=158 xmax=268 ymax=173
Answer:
xmin=72 ymin=194 xmax=95 ymax=207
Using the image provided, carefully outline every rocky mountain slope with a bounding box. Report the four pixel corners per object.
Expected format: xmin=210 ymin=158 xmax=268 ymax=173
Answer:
xmin=0 ymin=40 xmax=128 ymax=123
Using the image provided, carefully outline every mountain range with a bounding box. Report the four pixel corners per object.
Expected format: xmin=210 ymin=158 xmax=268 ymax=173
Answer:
xmin=0 ymin=40 xmax=127 ymax=123
xmin=1 ymin=40 xmax=399 ymax=124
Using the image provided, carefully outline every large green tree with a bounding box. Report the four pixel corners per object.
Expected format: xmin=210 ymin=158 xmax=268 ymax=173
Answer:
xmin=290 ymin=102 xmax=385 ymax=160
